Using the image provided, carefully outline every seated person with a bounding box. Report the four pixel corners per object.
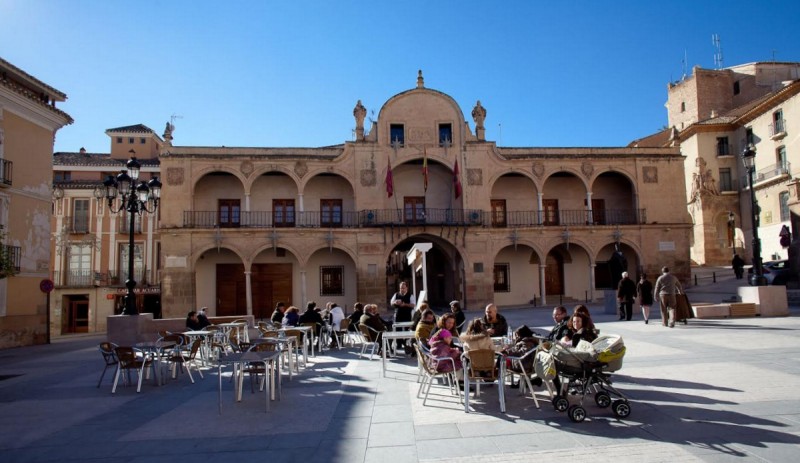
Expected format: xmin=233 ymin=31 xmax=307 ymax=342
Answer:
xmin=414 ymin=308 xmax=436 ymax=349
xmin=450 ymin=300 xmax=466 ymax=332
xmin=481 ymin=303 xmax=508 ymax=337
xmin=196 ymin=307 xmax=211 ymax=328
xmin=459 ymin=318 xmax=493 ymax=351
xmin=502 ymin=325 xmax=539 ymax=387
xmin=281 ymin=306 xmax=300 ymax=327
xmin=328 ymin=303 xmax=345 ymax=348
xmin=411 ymin=302 xmax=429 ymax=332
xmin=428 ymin=329 xmax=463 ymax=377
xmin=299 ymin=301 xmax=324 ymax=338
xmin=561 ymin=312 xmax=597 ymax=347
xmin=359 ymin=303 xmax=387 ymax=343
xmin=432 ymin=312 xmax=460 ymax=339
xmin=348 ymin=302 xmax=364 ymax=331
xmin=271 ymin=302 xmax=286 ymax=326
xmin=186 ymin=311 xmax=202 ymax=331
xmin=546 ymin=305 xmax=571 ymax=342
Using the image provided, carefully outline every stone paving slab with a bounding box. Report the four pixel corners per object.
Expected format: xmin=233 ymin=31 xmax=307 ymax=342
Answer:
xmin=1 ymin=301 xmax=800 ymax=462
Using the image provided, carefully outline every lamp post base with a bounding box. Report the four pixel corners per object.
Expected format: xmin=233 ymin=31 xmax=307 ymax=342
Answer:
xmin=749 ymin=274 xmax=768 ymax=286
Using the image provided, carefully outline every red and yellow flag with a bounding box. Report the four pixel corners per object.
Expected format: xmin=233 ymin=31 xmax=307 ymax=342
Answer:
xmin=422 ymin=147 xmax=429 ymax=193
xmin=385 ymin=158 xmax=394 ymax=198
xmin=453 ymin=158 xmax=462 ymax=199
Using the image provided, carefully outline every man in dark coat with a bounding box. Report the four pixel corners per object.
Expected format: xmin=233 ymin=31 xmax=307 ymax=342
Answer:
xmin=617 ymin=272 xmax=637 ymax=321
xmin=732 ymin=254 xmax=745 ymax=280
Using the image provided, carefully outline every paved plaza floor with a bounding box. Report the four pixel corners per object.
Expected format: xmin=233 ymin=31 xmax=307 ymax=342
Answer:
xmin=1 ymin=277 xmax=799 ymax=462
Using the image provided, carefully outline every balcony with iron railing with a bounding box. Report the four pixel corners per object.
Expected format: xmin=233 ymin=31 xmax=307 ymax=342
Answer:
xmin=769 ymin=118 xmax=787 ymax=139
xmin=64 ymin=215 xmax=91 ymax=234
xmin=53 ymin=269 xmax=147 ymax=287
xmin=742 ymin=162 xmax=791 ymax=188
xmin=182 ymin=208 xmax=647 ymax=229
xmin=0 ymin=159 xmax=12 ymax=187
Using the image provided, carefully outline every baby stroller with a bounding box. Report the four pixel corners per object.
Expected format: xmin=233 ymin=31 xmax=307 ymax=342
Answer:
xmin=540 ymin=334 xmax=631 ymax=422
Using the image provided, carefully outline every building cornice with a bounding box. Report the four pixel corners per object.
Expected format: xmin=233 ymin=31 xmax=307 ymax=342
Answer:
xmin=0 ymin=89 xmax=73 ymax=131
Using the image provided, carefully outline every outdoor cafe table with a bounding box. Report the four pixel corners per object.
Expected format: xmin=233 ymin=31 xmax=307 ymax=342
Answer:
xmin=217 ymin=321 xmax=249 ymax=343
xmin=392 ymin=321 xmax=414 ymax=331
xmin=278 ymin=326 xmax=312 ymax=363
xmin=251 ymin=336 xmax=299 ymax=379
xmin=216 ymin=350 xmax=281 ymax=414
xmin=462 ymin=350 xmax=507 ymax=413
xmin=183 ymin=330 xmax=214 ymax=365
xmin=381 ymin=330 xmax=416 ymax=377
xmin=134 ymin=340 xmax=177 ymax=386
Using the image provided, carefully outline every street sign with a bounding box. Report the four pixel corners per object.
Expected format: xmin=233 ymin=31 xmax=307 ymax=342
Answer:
xmin=39 ymin=279 xmax=54 ymax=293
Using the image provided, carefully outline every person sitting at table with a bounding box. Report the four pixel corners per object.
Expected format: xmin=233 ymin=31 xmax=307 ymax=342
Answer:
xmin=561 ymin=312 xmax=597 ymax=347
xmin=328 ymin=303 xmax=345 ymax=348
xmin=481 ymin=303 xmax=508 ymax=337
xmin=299 ymin=301 xmax=324 ymax=341
xmin=359 ymin=303 xmax=387 ymax=346
xmin=546 ymin=305 xmax=571 ymax=342
xmin=282 ymin=306 xmax=300 ymax=327
xmin=460 ymin=318 xmax=493 ymax=351
xmin=197 ymin=307 xmax=211 ymax=328
xmin=414 ymin=308 xmax=436 ymax=350
xmin=271 ymin=301 xmax=286 ymax=326
xmin=428 ymin=329 xmax=463 ymax=383
xmin=348 ymin=302 xmax=364 ymax=332
xmin=410 ymin=302 xmax=428 ymax=332
xmin=501 ymin=325 xmax=539 ymax=388
xmin=432 ymin=312 xmax=460 ymax=339
xmin=450 ymin=300 xmax=466 ymax=331
xmin=186 ymin=311 xmax=203 ymax=330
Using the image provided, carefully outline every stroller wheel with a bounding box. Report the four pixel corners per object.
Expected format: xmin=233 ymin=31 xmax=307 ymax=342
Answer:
xmin=568 ymin=405 xmax=587 ymax=423
xmin=612 ymin=400 xmax=632 ymax=418
xmin=594 ymin=391 xmax=612 ymax=408
xmin=552 ymin=396 xmax=569 ymax=412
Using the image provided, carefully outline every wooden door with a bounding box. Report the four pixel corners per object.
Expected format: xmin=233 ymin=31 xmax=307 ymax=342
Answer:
xmin=592 ymin=198 xmax=606 ymax=225
xmin=543 ymin=199 xmax=559 ymax=225
xmin=216 ymin=263 xmax=245 ymax=316
xmin=491 ymin=199 xmax=507 ymax=227
xmin=545 ymin=253 xmax=564 ymax=296
xmin=218 ymin=199 xmax=240 ymax=228
xmin=216 ymin=263 xmax=292 ymax=318
xmin=66 ymin=299 xmax=89 ymax=333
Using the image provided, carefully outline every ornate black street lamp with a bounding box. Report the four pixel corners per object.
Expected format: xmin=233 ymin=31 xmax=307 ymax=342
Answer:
xmin=741 ymin=143 xmax=767 ymax=286
xmin=100 ymin=150 xmax=161 ymax=314
xmin=728 ymin=211 xmax=736 ymax=256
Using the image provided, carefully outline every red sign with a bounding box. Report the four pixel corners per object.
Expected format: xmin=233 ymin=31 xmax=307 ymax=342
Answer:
xmin=39 ymin=279 xmax=54 ymax=293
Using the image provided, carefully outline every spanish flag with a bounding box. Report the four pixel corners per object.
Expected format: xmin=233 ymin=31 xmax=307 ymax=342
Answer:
xmin=453 ymin=158 xmax=462 ymax=199
xmin=385 ymin=158 xmax=394 ymax=198
xmin=422 ymin=147 xmax=429 ymax=193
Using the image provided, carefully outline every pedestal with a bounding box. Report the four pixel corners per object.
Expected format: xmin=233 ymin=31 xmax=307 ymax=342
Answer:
xmin=603 ymin=290 xmax=618 ymax=315
xmin=738 ymin=286 xmax=789 ymax=317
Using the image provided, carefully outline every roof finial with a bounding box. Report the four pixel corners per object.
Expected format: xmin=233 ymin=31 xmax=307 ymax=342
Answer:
xmin=417 ymin=70 xmax=424 ymax=88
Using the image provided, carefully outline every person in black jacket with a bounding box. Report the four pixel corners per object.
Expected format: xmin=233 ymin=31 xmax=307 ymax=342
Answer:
xmin=617 ymin=271 xmax=637 ymax=321
xmin=547 ymin=305 xmax=571 ymax=341
xmin=271 ymin=301 xmax=286 ymax=325
xmin=636 ymin=275 xmax=654 ymax=324
xmin=299 ymin=301 xmax=324 ymax=341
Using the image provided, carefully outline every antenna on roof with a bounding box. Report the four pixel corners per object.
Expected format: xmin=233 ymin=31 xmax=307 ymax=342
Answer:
xmin=712 ymin=34 xmax=724 ymax=70
xmin=170 ymin=113 xmax=183 ymax=131
xmin=682 ymin=49 xmax=688 ymax=80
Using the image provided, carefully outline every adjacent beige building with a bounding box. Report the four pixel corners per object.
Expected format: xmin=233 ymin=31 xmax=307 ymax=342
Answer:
xmin=51 ymin=125 xmax=162 ymax=336
xmin=155 ymin=72 xmax=691 ymax=319
xmin=635 ymin=62 xmax=800 ymax=267
xmin=0 ymin=57 xmax=72 ymax=348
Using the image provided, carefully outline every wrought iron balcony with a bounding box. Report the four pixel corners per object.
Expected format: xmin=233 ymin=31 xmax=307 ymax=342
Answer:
xmin=64 ymin=215 xmax=91 ymax=234
xmin=0 ymin=159 xmax=11 ymax=186
xmin=769 ymin=118 xmax=787 ymax=138
xmin=53 ymin=269 xmax=147 ymax=287
xmin=743 ymin=162 xmax=791 ymax=187
xmin=2 ymin=244 xmax=20 ymax=273
xmin=182 ymin=208 xmax=647 ymax=229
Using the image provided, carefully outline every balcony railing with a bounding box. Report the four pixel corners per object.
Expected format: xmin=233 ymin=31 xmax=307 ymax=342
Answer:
xmin=2 ymin=244 xmax=21 ymax=272
xmin=769 ymin=118 xmax=787 ymax=138
xmin=0 ymin=159 xmax=12 ymax=186
xmin=64 ymin=215 xmax=91 ymax=234
xmin=743 ymin=162 xmax=791 ymax=187
xmin=182 ymin=208 xmax=647 ymax=229
xmin=54 ymin=269 xmax=147 ymax=287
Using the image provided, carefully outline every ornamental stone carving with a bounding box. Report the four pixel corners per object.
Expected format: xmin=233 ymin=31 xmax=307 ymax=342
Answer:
xmin=467 ymin=168 xmax=483 ymax=186
xmin=166 ymin=167 xmax=184 ymax=186
xmin=294 ymin=161 xmax=308 ymax=178
xmin=360 ymin=169 xmax=377 ymax=186
xmin=643 ymin=166 xmax=658 ymax=183
xmin=532 ymin=161 xmax=545 ymax=178
xmin=581 ymin=161 xmax=594 ymax=178
xmin=240 ymin=161 xmax=254 ymax=176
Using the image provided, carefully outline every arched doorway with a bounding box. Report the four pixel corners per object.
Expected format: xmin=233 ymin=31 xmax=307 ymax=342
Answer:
xmin=545 ymin=253 xmax=564 ymax=296
xmin=386 ymin=234 xmax=463 ymax=309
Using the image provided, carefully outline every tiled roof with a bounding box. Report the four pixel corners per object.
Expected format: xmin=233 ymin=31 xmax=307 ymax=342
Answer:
xmin=627 ymin=128 xmax=672 ymax=148
xmin=53 ymin=151 xmax=160 ymax=168
xmin=105 ymin=124 xmax=155 ymax=134
xmin=0 ymin=56 xmax=67 ymax=99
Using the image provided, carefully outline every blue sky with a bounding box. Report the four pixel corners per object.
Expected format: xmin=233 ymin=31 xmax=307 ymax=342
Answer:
xmin=2 ymin=0 xmax=800 ymax=153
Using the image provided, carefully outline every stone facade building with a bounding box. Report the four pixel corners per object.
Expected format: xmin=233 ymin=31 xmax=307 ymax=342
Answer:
xmin=154 ymin=73 xmax=691 ymax=319
xmin=635 ymin=62 xmax=800 ymax=267
xmin=0 ymin=57 xmax=72 ymax=348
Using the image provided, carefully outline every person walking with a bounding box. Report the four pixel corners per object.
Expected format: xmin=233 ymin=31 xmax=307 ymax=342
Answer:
xmin=636 ymin=274 xmax=654 ymax=324
xmin=616 ymin=271 xmax=637 ymax=321
xmin=654 ymin=266 xmax=683 ymax=328
xmin=732 ymin=254 xmax=745 ymax=280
